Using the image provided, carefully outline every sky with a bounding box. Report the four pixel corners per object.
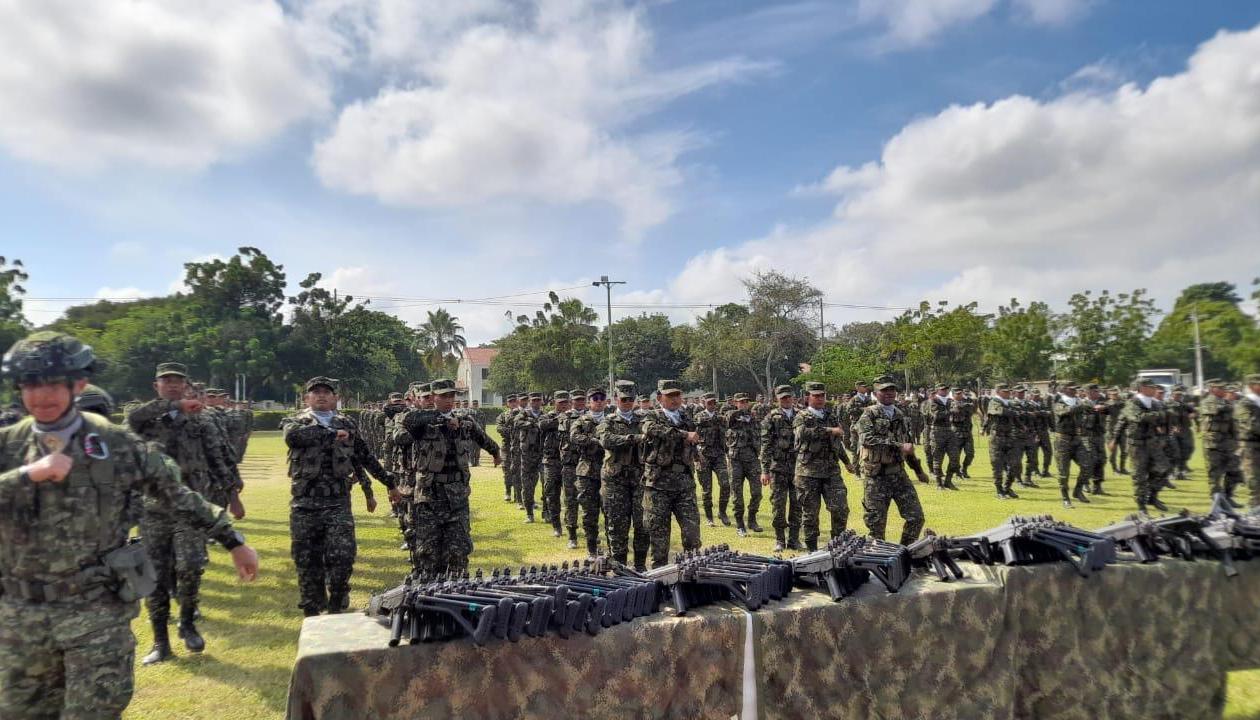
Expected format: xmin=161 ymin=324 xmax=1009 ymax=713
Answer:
xmin=3 ymin=0 xmax=1259 ymax=344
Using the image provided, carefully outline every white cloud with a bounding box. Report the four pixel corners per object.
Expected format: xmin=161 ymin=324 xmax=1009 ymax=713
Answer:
xmin=1011 ymin=0 xmax=1093 ymax=27
xmin=310 ymin=1 xmax=767 ymax=236
xmin=857 ymin=0 xmax=999 ymax=46
xmin=0 ymin=0 xmax=329 ymax=171
xmin=647 ymin=23 xmax=1260 ymax=321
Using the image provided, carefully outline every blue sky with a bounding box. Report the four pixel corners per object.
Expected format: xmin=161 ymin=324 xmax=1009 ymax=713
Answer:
xmin=3 ymin=1 xmax=1259 ymax=343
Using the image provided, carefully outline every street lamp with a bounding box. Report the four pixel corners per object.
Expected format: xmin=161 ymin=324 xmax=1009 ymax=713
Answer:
xmin=592 ymin=275 xmax=625 ymax=393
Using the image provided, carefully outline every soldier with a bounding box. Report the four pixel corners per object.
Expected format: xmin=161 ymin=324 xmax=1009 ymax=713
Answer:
xmin=924 ymin=384 xmax=960 ymax=490
xmin=640 ymin=380 xmax=703 ymax=567
xmin=598 ymin=384 xmax=649 ymax=569
xmin=558 ymin=389 xmax=586 ymax=549
xmin=1106 ymin=387 xmax=1129 ymax=476
xmin=202 ymin=388 xmax=246 ymax=518
xmin=1012 ymin=386 xmax=1041 ymax=488
xmin=1030 ymin=389 xmax=1053 ymax=477
xmin=842 ymin=381 xmax=875 ymax=454
xmin=792 ymin=382 xmax=855 ymax=551
xmin=949 ymin=388 xmax=977 ymax=478
xmin=636 ymin=394 xmax=653 ymax=416
xmin=723 ymin=393 xmax=763 ymax=537
xmin=282 ymin=377 xmax=397 ymax=616
xmin=985 ymin=384 xmax=1023 ymax=499
xmin=1052 ymin=382 xmax=1094 ymax=508
xmin=497 ymin=394 xmax=519 ymax=503
xmin=1200 ymin=379 xmax=1243 ymax=506
xmin=906 ymin=394 xmax=925 ymax=445
xmin=1080 ymin=384 xmax=1111 ymax=496
xmin=0 ymin=332 xmax=259 ymax=719
xmin=75 ymin=382 xmax=115 ymax=417
xmin=1109 ymin=379 xmax=1164 ymax=512
xmin=693 ymin=392 xmax=730 ymax=527
xmin=224 ymin=394 xmax=253 ymax=463
xmin=1237 ymin=374 xmax=1260 ymax=508
xmin=570 ymin=388 xmax=608 ymax=556
xmin=1167 ymin=385 xmax=1196 ymax=480
xmin=382 ymin=392 xmax=413 ymax=556
xmin=516 ymin=392 xmax=548 ymax=522
xmin=402 ymin=379 xmax=501 ymax=576
xmin=854 ymin=378 xmax=925 ymax=545
xmin=918 ymin=392 xmax=935 ymax=464
xmin=760 ymin=384 xmax=800 ymax=552
xmin=127 ymin=362 xmax=239 ymax=662
xmin=539 ymin=391 xmax=570 ymax=536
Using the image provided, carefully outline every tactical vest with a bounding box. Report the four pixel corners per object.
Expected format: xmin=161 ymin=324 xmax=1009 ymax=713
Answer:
xmin=723 ymin=410 xmax=759 ymax=462
xmin=694 ymin=410 xmax=725 ymax=458
xmin=763 ymin=409 xmax=796 ymax=474
xmin=599 ymin=413 xmax=642 ymax=478
xmin=1200 ymin=396 xmax=1235 ymax=450
xmin=286 ymin=413 xmax=356 ymax=499
xmin=572 ymin=413 xmax=606 ymax=477
xmin=540 ymin=411 xmax=563 ymax=463
xmin=793 ymin=408 xmax=845 ymax=479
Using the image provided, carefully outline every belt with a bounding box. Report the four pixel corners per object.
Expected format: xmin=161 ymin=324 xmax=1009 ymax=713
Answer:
xmin=1 ymin=568 xmax=110 ymax=603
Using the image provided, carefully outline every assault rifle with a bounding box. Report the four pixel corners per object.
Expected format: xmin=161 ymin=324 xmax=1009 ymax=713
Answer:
xmin=906 ymin=531 xmax=973 ymax=581
xmin=790 ymin=530 xmax=912 ymax=600
xmin=615 ymin=546 xmax=793 ymax=615
xmin=1095 ymin=510 xmax=1237 ymax=577
xmin=951 ymin=515 xmax=1116 ymax=578
xmin=1199 ymin=493 xmax=1260 ymax=559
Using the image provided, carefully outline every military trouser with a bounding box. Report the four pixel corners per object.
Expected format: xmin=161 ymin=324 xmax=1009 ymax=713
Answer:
xmin=601 ymin=473 xmax=649 ymax=568
xmin=502 ymin=447 xmax=517 ymax=499
xmin=574 ymin=473 xmax=602 ymax=554
xmin=290 ymin=502 xmax=357 ymax=613
xmin=1110 ymin=434 xmax=1128 ymax=472
xmin=1036 ymin=430 xmax=1052 ymax=474
xmin=1177 ymin=430 xmax=1195 ymax=473
xmin=1205 ymin=446 xmax=1243 ymax=497
xmin=928 ymin=428 xmax=959 ymax=483
xmin=1128 ymin=442 xmax=1169 ymax=507
xmin=518 ymin=457 xmax=542 ymax=513
xmin=1054 ymin=434 xmax=1092 ymax=498
xmin=793 ymin=473 xmax=848 ymax=548
xmin=769 ymin=470 xmax=799 ymax=545
xmin=696 ymin=454 xmax=729 ymax=521
xmin=412 ymin=476 xmax=473 ymax=577
xmin=1242 ymin=442 xmax=1260 ymax=508
xmin=0 ymin=598 xmax=137 ymax=720
xmin=727 ymin=456 xmax=762 ymax=527
xmin=644 ymin=478 xmax=702 ymax=568
xmin=989 ymin=437 xmax=1021 ymax=491
xmin=541 ymin=460 xmax=562 ymax=527
xmin=1021 ymin=436 xmax=1039 ymax=480
xmin=861 ymin=465 xmax=925 ymax=546
xmin=959 ymin=430 xmax=975 ymax=472
xmin=562 ymin=464 xmax=579 ymax=532
xmin=141 ymin=511 xmax=207 ymax=624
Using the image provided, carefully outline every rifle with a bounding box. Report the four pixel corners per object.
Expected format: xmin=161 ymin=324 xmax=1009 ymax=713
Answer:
xmin=951 ymin=515 xmax=1116 ymax=578
xmin=906 ymin=531 xmax=969 ymax=581
xmin=790 ymin=530 xmax=913 ymax=600
xmin=624 ymin=546 xmax=793 ymax=615
xmin=1095 ymin=509 xmax=1238 ymax=576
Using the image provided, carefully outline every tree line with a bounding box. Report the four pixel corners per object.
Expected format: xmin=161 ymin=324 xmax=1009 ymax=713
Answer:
xmin=1 ymin=252 xmax=1257 ymax=404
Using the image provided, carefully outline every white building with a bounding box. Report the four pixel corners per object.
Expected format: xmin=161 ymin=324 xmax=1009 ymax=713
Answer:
xmin=456 ymin=347 xmax=502 ymax=406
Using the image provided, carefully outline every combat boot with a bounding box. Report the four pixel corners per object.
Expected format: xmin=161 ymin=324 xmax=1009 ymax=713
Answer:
xmin=328 ymin=593 xmax=350 ymax=614
xmin=1072 ymin=482 xmax=1091 ymax=504
xmin=959 ymin=465 xmax=971 ymax=479
xmin=1149 ymin=491 xmax=1169 ymax=513
xmin=804 ymin=539 xmax=818 ymax=552
xmin=718 ymin=507 xmax=731 ymax=526
xmin=942 ymin=472 xmax=959 ymax=490
xmin=1004 ymin=484 xmax=1020 ymax=499
xmin=1061 ymin=490 xmax=1073 ymax=509
xmin=524 ymin=509 xmax=535 ymax=524
xmin=747 ymin=515 xmax=763 ymax=533
xmin=178 ymin=606 xmax=205 ymax=653
xmin=773 ymin=531 xmax=785 ymax=553
xmin=736 ymin=523 xmax=747 ymax=538
xmin=787 ymin=530 xmax=800 ymax=550
xmin=704 ymin=504 xmax=715 ymax=527
xmin=1091 ymin=481 xmax=1107 ymax=496
xmin=504 ymin=492 xmax=512 ymax=502
xmin=567 ymin=528 xmax=578 ymax=550
xmin=585 ymin=536 xmax=599 ymax=558
xmin=142 ymin=619 xmax=173 ymax=665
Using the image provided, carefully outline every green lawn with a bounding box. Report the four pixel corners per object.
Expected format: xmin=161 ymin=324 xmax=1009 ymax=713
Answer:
xmin=122 ymin=430 xmax=1260 ymax=719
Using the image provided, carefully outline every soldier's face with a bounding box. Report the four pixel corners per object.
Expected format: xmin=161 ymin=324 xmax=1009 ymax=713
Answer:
xmin=154 ymin=375 xmax=187 ymax=401
xmin=877 ymin=388 xmax=897 ymax=405
xmin=617 ymin=397 xmax=635 ymax=412
xmin=306 ymin=387 xmax=337 ymax=411
xmin=434 ymin=392 xmax=455 ymax=411
xmin=736 ymin=399 xmax=750 ymax=410
xmin=1087 ymin=389 xmax=1101 ymax=401
xmin=778 ymin=396 xmax=793 ymax=409
xmin=997 ymin=390 xmax=1011 ymax=399
xmin=807 ymin=392 xmax=826 ymax=409
xmin=856 ymin=385 xmax=868 ymax=395
xmin=705 ymin=399 xmax=716 ymax=411
xmin=1250 ymin=383 xmax=1260 ymax=396
xmin=557 ymin=400 xmax=570 ymax=411
xmin=507 ymin=399 xmax=519 ymax=408
xmin=529 ymin=398 xmax=542 ymax=411
xmin=572 ymin=398 xmax=586 ymax=411
xmin=21 ymin=378 xmax=87 ymax=423
xmin=660 ymin=392 xmax=682 ymax=410
xmin=590 ymin=396 xmax=607 ymax=412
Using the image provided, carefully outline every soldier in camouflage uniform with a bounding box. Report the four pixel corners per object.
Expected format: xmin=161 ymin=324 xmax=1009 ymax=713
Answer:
xmin=760 ymin=385 xmax=800 ymax=552
xmin=1030 ymin=389 xmax=1053 ymax=477
xmin=640 ymin=380 xmax=703 ymax=567
xmin=854 ymin=378 xmax=925 ymax=545
xmin=0 ymin=332 xmax=259 ymax=719
xmin=558 ymin=389 xmax=586 ymax=549
xmin=514 ymin=393 xmax=545 ymax=523
xmin=1051 ymin=382 xmax=1097 ymax=507
xmin=694 ymin=392 xmax=730 ymax=527
xmin=598 ymin=384 xmax=649 ymax=570
xmin=793 ymin=382 xmax=855 ymax=551
xmin=949 ymin=388 xmax=977 ymax=478
xmin=1110 ymin=379 xmax=1170 ymax=513
xmin=1200 ymin=379 xmax=1243 ymax=505
xmin=539 ymin=391 xmax=570 ymax=536
xmin=570 ymin=389 xmax=608 ymax=556
xmin=1012 ymin=386 xmax=1041 ymax=488
xmin=924 ymin=385 xmax=960 ymax=490
xmin=202 ymin=388 xmax=246 ymax=517
xmin=1106 ymin=387 xmax=1129 ymax=475
xmin=906 ymin=394 xmax=924 ymax=445
xmin=401 ymin=379 xmax=500 ymax=576
xmin=985 ymin=385 xmax=1022 ymax=499
xmin=127 ymin=362 xmax=240 ymax=662
xmin=842 ymin=382 xmax=875 ymax=455
xmin=1080 ymin=384 xmax=1111 ymax=495
xmin=497 ymin=394 xmax=519 ymax=503
xmin=1166 ymin=385 xmax=1196 ymax=481
xmin=283 ymin=377 xmax=396 ymax=616
xmin=724 ymin=393 xmax=763 ymax=536
xmin=1237 ymin=374 xmax=1260 ymax=508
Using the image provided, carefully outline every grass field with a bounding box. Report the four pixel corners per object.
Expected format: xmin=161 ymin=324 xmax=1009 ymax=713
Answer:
xmin=122 ymin=429 xmax=1260 ymax=719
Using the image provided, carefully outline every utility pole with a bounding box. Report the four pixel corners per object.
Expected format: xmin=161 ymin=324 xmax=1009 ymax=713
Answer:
xmin=591 ymin=276 xmax=625 ymax=393
xmin=1191 ymin=303 xmax=1205 ymax=393
xmin=819 ymin=298 xmax=825 ymax=340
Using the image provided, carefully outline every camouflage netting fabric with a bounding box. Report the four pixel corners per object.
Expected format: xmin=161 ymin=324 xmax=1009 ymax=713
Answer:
xmin=287 ymin=560 xmax=1260 ymax=720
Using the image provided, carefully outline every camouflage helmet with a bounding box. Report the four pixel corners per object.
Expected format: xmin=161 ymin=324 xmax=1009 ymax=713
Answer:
xmin=76 ymin=383 xmax=116 ymax=416
xmin=2 ymin=331 xmax=99 ymax=385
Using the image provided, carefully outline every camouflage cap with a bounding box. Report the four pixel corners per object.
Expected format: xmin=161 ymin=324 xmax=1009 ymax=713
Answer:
xmin=553 ymin=390 xmax=571 ymax=402
xmin=1060 ymin=380 xmax=1077 ymax=389
xmin=206 ymin=388 xmax=226 ymax=396
xmin=774 ymin=384 xmax=794 ymax=399
xmin=854 ymin=380 xmax=870 ymax=388
xmin=305 ymin=376 xmax=338 ymax=392
xmin=155 ymin=361 xmax=188 ymax=378
xmin=418 ymin=382 xmax=435 ymax=397
xmin=586 ymin=387 xmax=606 ymax=399
xmin=1246 ymin=373 xmax=1260 ymax=385
xmin=1137 ymin=378 xmax=1160 ymax=388
xmin=430 ymin=379 xmax=457 ymax=395
xmin=526 ymin=391 xmax=543 ymax=400
xmin=804 ymin=381 xmax=826 ymax=395
xmin=1172 ymin=384 xmax=1187 ymax=392
xmin=570 ymin=389 xmax=585 ymax=399
xmin=387 ymin=392 xmax=404 ymax=401
xmin=732 ymin=392 xmax=750 ymax=402
xmin=1012 ymin=384 xmax=1027 ymax=392
xmin=614 ymin=385 xmax=635 ymax=400
xmin=994 ymin=383 xmax=1011 ymax=391
xmin=504 ymin=393 xmax=517 ymax=401
xmin=1085 ymin=383 xmax=1100 ymax=391
xmin=702 ymin=391 xmax=717 ymax=401
xmin=76 ymin=383 xmax=115 ymax=415
xmin=636 ymin=394 xmax=649 ymax=403
xmin=874 ymin=374 xmax=898 ymax=385
xmin=1226 ymin=383 xmax=1241 ymax=392
xmin=874 ymin=379 xmax=898 ymax=391
xmin=3 ymin=331 xmax=100 ymax=384
xmin=657 ymin=379 xmax=684 ymax=395
xmin=936 ymin=383 xmax=950 ymax=391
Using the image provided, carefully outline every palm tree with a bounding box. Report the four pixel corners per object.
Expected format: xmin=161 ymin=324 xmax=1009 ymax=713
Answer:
xmin=417 ymin=308 xmax=466 ymax=376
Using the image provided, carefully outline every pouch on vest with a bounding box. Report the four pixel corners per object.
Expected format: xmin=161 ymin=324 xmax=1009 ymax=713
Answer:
xmin=103 ymin=537 xmax=157 ymax=602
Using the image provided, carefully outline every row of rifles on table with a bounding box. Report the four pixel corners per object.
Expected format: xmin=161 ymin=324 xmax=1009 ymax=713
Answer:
xmin=366 ymin=494 xmax=1260 ymax=646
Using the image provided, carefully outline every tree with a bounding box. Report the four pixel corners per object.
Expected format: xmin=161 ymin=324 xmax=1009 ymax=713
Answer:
xmin=793 ymin=343 xmax=887 ymax=393
xmin=883 ymin=301 xmax=990 ymax=387
xmin=0 ymin=256 xmax=30 ymax=354
xmin=742 ymin=271 xmax=822 ymax=396
xmin=983 ymin=299 xmax=1054 ymax=382
xmin=183 ymin=247 xmax=286 ymax=322
xmin=1057 ymin=289 xmax=1158 ymax=385
xmin=415 ymin=308 xmax=466 ymax=377
xmin=488 ymin=294 xmax=604 ymax=394
xmin=1144 ymin=283 xmax=1260 ymax=380
xmin=603 ymin=313 xmax=689 ymax=391
xmin=674 ymin=304 xmax=760 ymax=396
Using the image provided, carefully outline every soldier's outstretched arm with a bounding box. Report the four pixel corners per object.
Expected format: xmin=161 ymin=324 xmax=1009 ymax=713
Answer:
xmin=126 ymin=398 xmax=179 ymax=433
xmin=469 ymin=419 xmax=501 ymax=458
xmin=351 ymin=432 xmax=394 ymax=487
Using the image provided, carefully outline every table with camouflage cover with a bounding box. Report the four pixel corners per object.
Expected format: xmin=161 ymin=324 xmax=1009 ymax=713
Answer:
xmin=287 ymin=559 xmax=1260 ymax=720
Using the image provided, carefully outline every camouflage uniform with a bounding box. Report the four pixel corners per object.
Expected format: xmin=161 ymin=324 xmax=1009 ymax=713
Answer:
xmin=854 ymin=400 xmax=925 ymax=545
xmin=760 ymin=401 xmax=800 ymax=550
xmin=924 ymin=393 xmax=959 ymax=488
xmin=693 ymin=404 xmax=730 ymax=525
xmin=1106 ymin=391 xmax=1129 ymax=474
xmin=497 ymin=401 xmax=519 ymax=503
xmin=282 ymin=403 xmax=393 ymax=614
xmin=1031 ymin=396 xmax=1053 ymax=476
xmin=723 ymin=404 xmax=762 ymax=532
xmin=842 ymin=391 xmax=875 ymax=455
xmin=1080 ymin=392 xmax=1111 ymax=495
xmin=127 ymin=392 xmax=236 ymax=634
xmin=950 ymin=396 xmax=977 ymax=477
xmin=1051 ymin=391 xmax=1095 ymax=504
xmin=558 ymin=395 xmax=585 ymax=546
xmin=1200 ymin=388 xmax=1243 ymax=499
xmin=202 ymin=402 xmax=244 ymax=508
xmin=985 ymin=393 xmax=1022 ymax=497
xmin=640 ymin=398 xmax=702 ymax=568
xmin=383 ymin=402 xmax=414 ymax=556
xmin=225 ymin=405 xmax=252 ymax=462
xmin=792 ymin=401 xmax=852 ymax=551
xmin=400 ymin=390 xmax=499 ymax=576
xmin=513 ymin=402 xmax=545 ymax=521
xmin=1014 ymin=397 xmax=1041 ymax=485
xmin=1237 ymin=378 xmax=1260 ymax=507
xmin=597 ymin=406 xmax=648 ymax=569
xmin=1166 ymin=393 xmax=1195 ymax=478
xmin=570 ymin=408 xmax=606 ymax=556
xmin=1113 ymin=391 xmax=1171 ymax=511
xmin=539 ymin=395 xmax=567 ymax=532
